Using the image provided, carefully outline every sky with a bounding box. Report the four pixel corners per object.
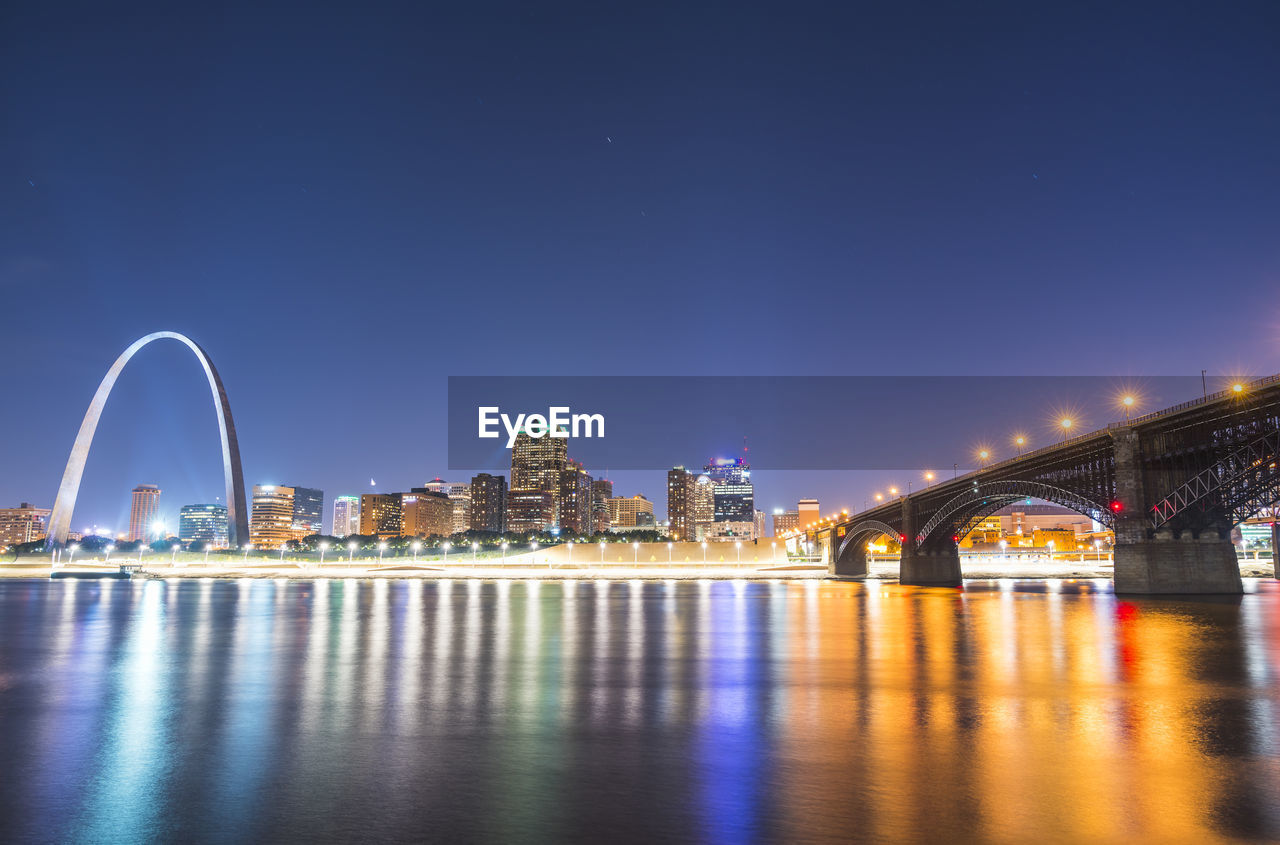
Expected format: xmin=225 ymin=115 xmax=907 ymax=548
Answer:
xmin=2 ymin=1 xmax=1278 ymax=532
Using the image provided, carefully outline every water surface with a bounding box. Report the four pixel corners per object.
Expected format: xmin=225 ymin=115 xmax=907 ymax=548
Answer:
xmin=1 ymin=577 xmax=1278 ymax=843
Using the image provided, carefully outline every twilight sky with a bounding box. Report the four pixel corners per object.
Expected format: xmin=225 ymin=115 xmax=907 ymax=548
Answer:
xmin=2 ymin=1 xmax=1278 ymax=532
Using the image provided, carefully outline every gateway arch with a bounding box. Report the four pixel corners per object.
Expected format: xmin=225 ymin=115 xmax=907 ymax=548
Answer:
xmin=45 ymin=331 xmax=249 ymax=549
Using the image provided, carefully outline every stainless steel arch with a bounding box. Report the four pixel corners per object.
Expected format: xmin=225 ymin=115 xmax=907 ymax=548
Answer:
xmin=45 ymin=332 xmax=249 ymax=549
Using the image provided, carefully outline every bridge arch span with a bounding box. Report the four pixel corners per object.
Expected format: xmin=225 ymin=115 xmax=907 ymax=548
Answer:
xmin=45 ymin=332 xmax=249 ymax=549
xmin=915 ymin=480 xmax=1112 ymax=549
xmin=832 ymin=519 xmax=902 ymax=578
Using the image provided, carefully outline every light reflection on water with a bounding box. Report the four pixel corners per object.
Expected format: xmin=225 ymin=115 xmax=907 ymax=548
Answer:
xmin=0 ymin=578 xmax=1278 ymax=843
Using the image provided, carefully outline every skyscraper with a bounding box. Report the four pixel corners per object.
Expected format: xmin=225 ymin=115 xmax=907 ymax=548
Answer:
xmin=557 ymin=460 xmax=593 ymax=535
xmin=705 ymin=458 xmax=753 ymax=523
xmin=332 ymin=495 xmax=360 ymax=537
xmin=291 ymin=486 xmax=324 ymax=538
xmin=667 ymin=466 xmax=696 ymax=541
xmin=692 ymin=475 xmax=716 ymax=539
xmin=250 ymin=485 xmax=295 ymax=548
xmin=590 ymin=478 xmax=613 ymax=534
xmin=179 ymin=504 xmax=229 ymax=545
xmin=469 ymin=473 xmax=507 ymax=533
xmin=128 ymin=484 xmax=161 ymax=542
xmin=509 ymin=430 xmax=567 ymax=531
xmin=360 ymin=493 xmax=403 ymax=538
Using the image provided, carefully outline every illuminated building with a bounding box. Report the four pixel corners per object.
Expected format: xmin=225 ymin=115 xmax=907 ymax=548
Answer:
xmin=798 ymin=498 xmax=820 ymax=530
xmin=360 ymin=493 xmax=403 ymax=538
xmin=507 ymin=488 xmax=554 ymax=534
xmin=291 ymin=486 xmax=324 ymax=538
xmin=773 ymin=509 xmax=799 ymax=536
xmin=0 ymin=503 xmax=51 ymax=546
xmin=700 ymin=520 xmax=754 ymax=542
xmin=128 ymin=484 xmax=161 ymax=542
xmin=667 ymin=466 xmax=696 ymax=541
xmin=332 ymin=495 xmax=360 ymax=537
xmin=703 ymin=457 xmax=748 ymax=483
xmin=713 ymin=480 xmax=754 ymax=522
xmin=753 ymin=509 xmax=766 ymax=539
xmin=178 ymin=504 xmax=228 ymax=545
xmin=510 ymin=430 xmax=567 ymax=528
xmin=402 ymin=490 xmax=455 ymax=537
xmin=607 ymin=494 xmax=654 ymax=528
xmin=692 ymin=475 xmax=715 ymax=536
xmin=422 ymin=478 xmax=471 ymax=534
xmin=557 ymin=461 xmax=593 ymax=535
xmin=250 ymin=485 xmax=295 ymax=547
xmin=590 ymin=478 xmax=613 ymax=533
xmin=469 ymin=473 xmax=507 ymax=533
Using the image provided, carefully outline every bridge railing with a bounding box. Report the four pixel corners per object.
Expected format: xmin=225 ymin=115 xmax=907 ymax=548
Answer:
xmin=1110 ymin=372 xmax=1280 ymax=429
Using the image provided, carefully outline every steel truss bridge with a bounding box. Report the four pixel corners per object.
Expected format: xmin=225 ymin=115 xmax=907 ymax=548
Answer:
xmin=807 ymin=374 xmax=1280 ymax=594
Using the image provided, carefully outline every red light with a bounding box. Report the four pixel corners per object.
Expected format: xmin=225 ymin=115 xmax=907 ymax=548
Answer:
xmin=1110 ymin=500 xmax=1123 ymax=513
xmin=899 ymin=535 xmax=906 ymax=542
xmin=952 ymin=534 xmax=959 ymax=543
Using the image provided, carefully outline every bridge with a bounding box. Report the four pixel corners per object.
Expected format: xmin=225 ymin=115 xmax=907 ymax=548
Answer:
xmin=807 ymin=374 xmax=1280 ymax=594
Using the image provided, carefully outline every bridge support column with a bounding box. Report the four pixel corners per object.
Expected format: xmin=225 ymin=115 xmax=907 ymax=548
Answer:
xmin=830 ymin=542 xmax=867 ymax=579
xmin=1114 ymin=530 xmax=1243 ymax=594
xmin=1273 ymin=522 xmax=1279 ymax=581
xmin=1111 ymin=426 xmax=1242 ymax=594
xmin=900 ymin=544 xmax=962 ymax=587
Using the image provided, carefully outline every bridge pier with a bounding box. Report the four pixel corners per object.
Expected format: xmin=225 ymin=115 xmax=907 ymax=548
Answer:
xmin=831 ymin=544 xmax=867 ymax=579
xmin=1113 ymin=530 xmax=1243 ymax=594
xmin=900 ymin=544 xmax=962 ymax=587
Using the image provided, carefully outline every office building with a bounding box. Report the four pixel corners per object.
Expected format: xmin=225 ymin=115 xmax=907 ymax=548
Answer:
xmin=798 ymin=498 xmax=820 ymax=530
xmin=510 ymin=430 xmax=567 ymax=529
xmin=250 ymin=485 xmax=295 ymax=548
xmin=422 ymin=479 xmax=472 ymax=535
xmin=403 ymin=490 xmax=455 ymax=537
xmin=179 ymin=504 xmax=228 ymax=546
xmin=507 ymin=488 xmax=554 ymax=535
xmin=0 ymin=503 xmax=51 ymax=546
xmin=469 ymin=473 xmax=507 ymax=533
xmin=692 ymin=475 xmax=716 ymax=536
xmin=754 ymin=509 xmax=766 ymax=540
xmin=667 ymin=466 xmax=696 ymax=541
xmin=558 ymin=461 xmax=593 ymax=535
xmin=701 ymin=520 xmax=755 ymax=542
xmin=291 ymin=486 xmax=324 ymax=538
xmin=590 ymin=478 xmax=613 ymax=533
xmin=128 ymin=484 xmax=161 ymax=542
xmin=607 ymin=495 xmax=654 ymax=529
xmin=332 ymin=495 xmax=360 ymax=537
xmin=360 ymin=493 xmax=403 ymax=538
xmin=713 ymin=480 xmax=754 ymax=522
xmin=773 ymin=509 xmax=799 ymax=536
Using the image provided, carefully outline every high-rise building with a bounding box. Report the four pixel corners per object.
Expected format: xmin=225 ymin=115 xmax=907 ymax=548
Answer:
xmin=422 ymin=478 xmax=471 ymax=535
xmin=714 ymin=480 xmax=754 ymax=522
xmin=704 ymin=457 xmax=748 ymax=484
xmin=360 ymin=493 xmax=403 ymax=538
xmin=291 ymin=486 xmax=324 ymax=538
xmin=179 ymin=504 xmax=229 ymax=545
xmin=469 ymin=473 xmax=507 ymax=533
xmin=510 ymin=430 xmax=567 ymax=530
xmin=753 ymin=509 xmax=767 ymax=540
xmin=403 ymin=490 xmax=455 ymax=537
xmin=692 ymin=475 xmax=716 ymax=536
xmin=798 ymin=499 xmax=820 ymax=530
xmin=557 ymin=461 xmax=593 ymax=535
xmin=332 ymin=495 xmax=360 ymax=537
xmin=590 ymin=478 xmax=613 ymax=534
xmin=0 ymin=503 xmax=51 ymax=546
xmin=607 ymin=495 xmax=654 ymax=528
xmin=507 ymin=488 xmax=554 ymax=535
xmin=667 ymin=466 xmax=696 ymax=541
xmin=773 ymin=509 xmax=799 ymax=536
xmin=128 ymin=484 xmax=161 ymax=542
xmin=250 ymin=485 xmax=295 ymax=548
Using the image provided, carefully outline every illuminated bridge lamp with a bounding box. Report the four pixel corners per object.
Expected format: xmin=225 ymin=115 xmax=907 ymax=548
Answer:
xmin=889 ymin=487 xmax=898 ymax=497
xmin=1014 ymin=435 xmax=1026 ymax=454
xmin=1233 ymin=382 xmax=1245 ymax=394
xmin=1060 ymin=418 xmax=1073 ymax=431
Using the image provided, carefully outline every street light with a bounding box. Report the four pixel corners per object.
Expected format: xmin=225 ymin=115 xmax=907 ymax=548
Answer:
xmin=243 ymin=544 xmax=253 ymax=563
xmin=667 ymin=541 xmax=672 ymax=563
xmin=999 ymin=539 xmax=1008 ymax=558
xmin=171 ymin=543 xmax=180 ymax=565
xmin=566 ymin=541 xmax=574 ymax=567
xmin=1121 ymin=394 xmax=1136 ymax=422
xmin=412 ymin=541 xmax=421 ymax=563
xmin=501 ymin=541 xmax=508 ymax=563
xmin=378 ymin=542 xmax=387 ymax=563
xmin=279 ymin=543 xmax=287 ymax=563
xmin=701 ymin=541 xmax=708 ymax=563
xmin=204 ymin=543 xmax=210 ymax=565
xmin=1047 ymin=539 xmax=1055 ymax=560
xmin=735 ymin=541 xmax=742 ymax=564
xmin=68 ymin=543 xmax=79 ymax=564
xmin=105 ymin=544 xmax=115 ymax=564
xmin=924 ymin=471 xmax=934 ymax=486
xmin=889 ymin=487 xmax=898 ymax=497
xmin=348 ymin=541 xmax=356 ymax=564
xmin=1014 ymin=434 xmax=1027 ymax=454
xmin=633 ymin=541 xmax=640 ymax=563
xmin=472 ymin=541 xmax=479 ymax=563
xmin=443 ymin=541 xmax=450 ymax=564
xmin=599 ymin=540 xmax=606 ymax=564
